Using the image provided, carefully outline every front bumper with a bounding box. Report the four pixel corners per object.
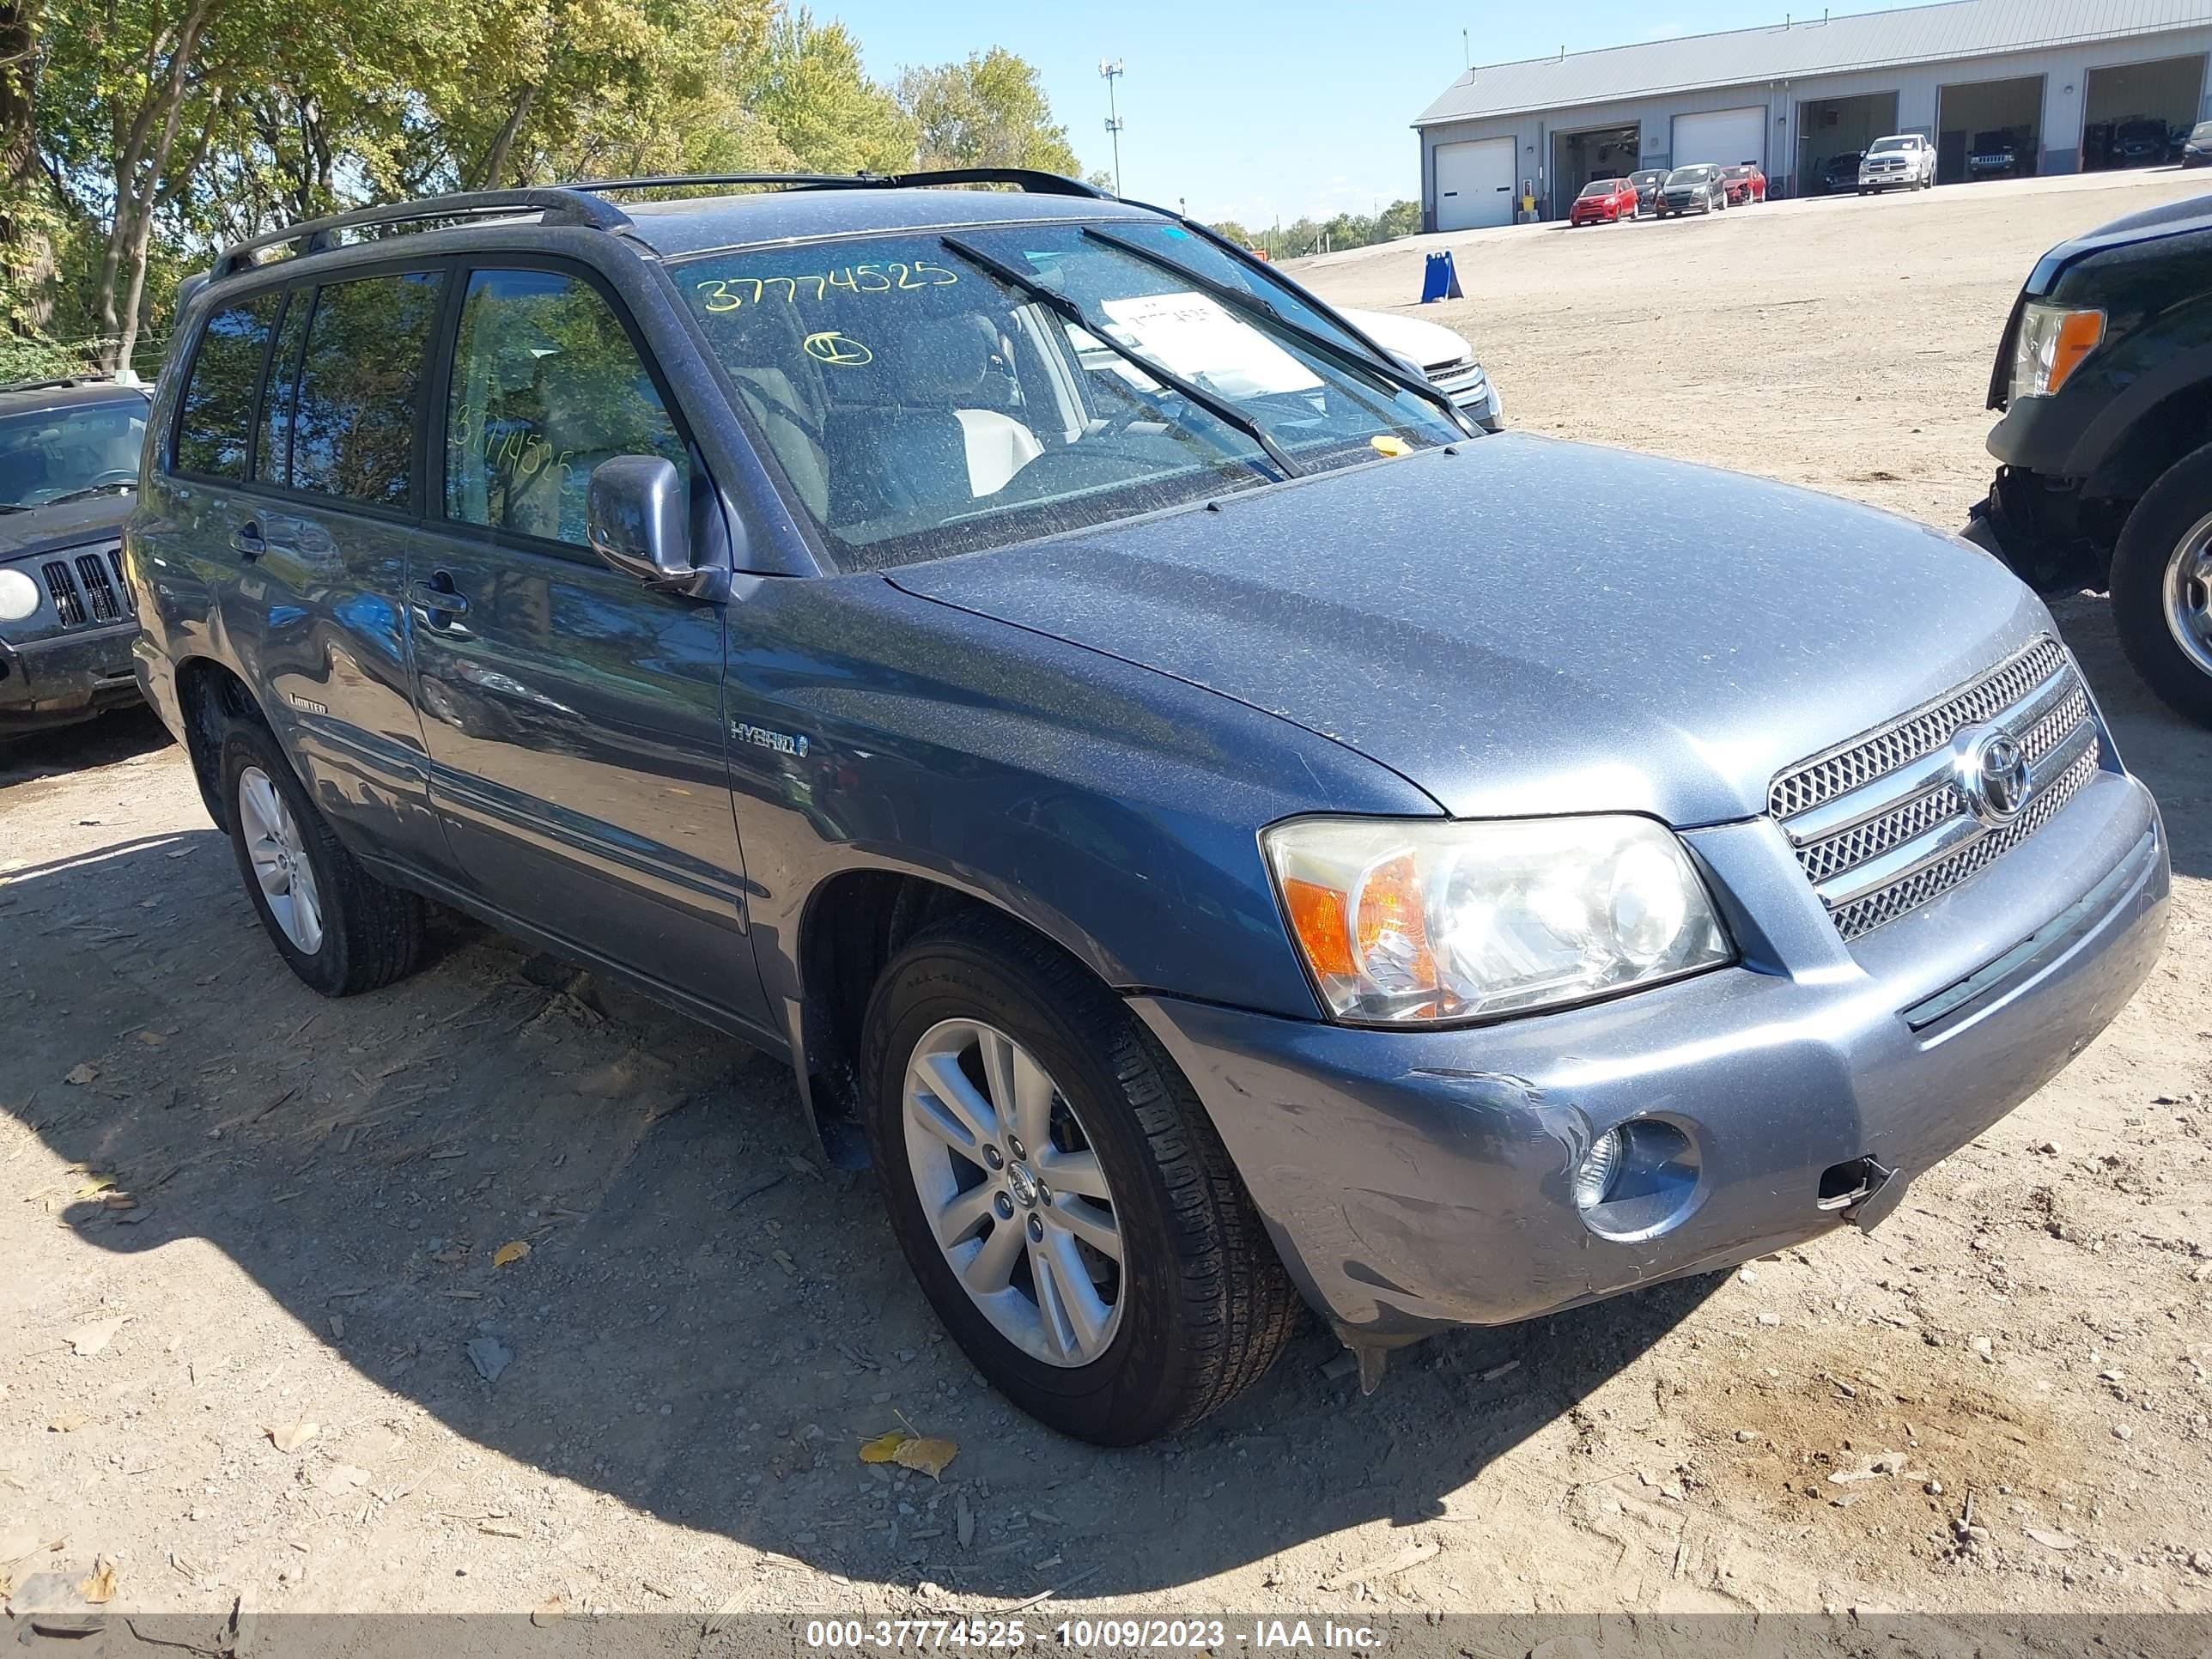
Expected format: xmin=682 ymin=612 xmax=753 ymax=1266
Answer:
xmin=1135 ymin=769 xmax=2166 ymax=1341
xmin=0 ymin=622 xmax=142 ymax=735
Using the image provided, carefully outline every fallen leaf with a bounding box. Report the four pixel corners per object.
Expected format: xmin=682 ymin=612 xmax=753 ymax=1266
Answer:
xmin=66 ymin=1316 xmax=126 ymax=1357
xmin=78 ymin=1555 xmax=117 ymax=1604
xmin=858 ymin=1431 xmax=908 ymax=1464
xmin=532 ymin=1595 xmax=567 ymax=1626
xmin=492 ymin=1241 xmax=531 ymax=1269
xmin=137 ymin=1029 xmax=167 ymax=1047
xmin=73 ymin=1175 xmax=116 ymax=1198
xmin=2026 ymin=1528 xmax=2080 ymax=1552
xmin=266 ymin=1419 xmax=319 ymax=1454
xmin=100 ymin=1194 xmax=137 ymax=1211
xmin=772 ymin=1249 xmax=797 ymax=1275
xmin=892 ymin=1436 xmax=958 ymax=1480
xmin=49 ymin=1413 xmax=86 ymax=1433
xmin=64 ymin=1064 xmax=98 ymax=1086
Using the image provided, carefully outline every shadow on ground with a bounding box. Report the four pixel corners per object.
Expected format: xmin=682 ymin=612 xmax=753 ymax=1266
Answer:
xmin=0 ymin=706 xmax=173 ymax=783
xmin=1 ymin=820 xmax=1721 ymax=1599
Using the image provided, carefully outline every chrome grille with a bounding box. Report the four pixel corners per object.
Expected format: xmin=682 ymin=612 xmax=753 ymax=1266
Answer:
xmin=1769 ymin=636 xmax=2069 ymax=818
xmin=1770 ymin=637 xmax=2100 ymax=942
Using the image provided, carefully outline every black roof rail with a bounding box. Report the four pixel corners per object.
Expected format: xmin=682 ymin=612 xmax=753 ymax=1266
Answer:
xmin=568 ymin=167 xmax=1113 ymax=201
xmin=0 ymin=373 xmax=114 ymax=394
xmin=204 ymin=169 xmax=1115 ymax=289
xmin=209 ymin=186 xmax=634 ymax=281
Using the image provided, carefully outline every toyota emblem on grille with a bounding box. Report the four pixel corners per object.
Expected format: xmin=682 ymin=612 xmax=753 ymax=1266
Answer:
xmin=1954 ymin=725 xmax=2031 ymax=826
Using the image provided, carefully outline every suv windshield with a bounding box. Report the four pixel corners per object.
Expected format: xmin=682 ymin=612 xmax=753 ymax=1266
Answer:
xmin=1665 ymin=167 xmax=1715 ymax=185
xmin=678 ymin=222 xmax=1458 ymax=569
xmin=0 ymin=398 xmax=146 ymax=512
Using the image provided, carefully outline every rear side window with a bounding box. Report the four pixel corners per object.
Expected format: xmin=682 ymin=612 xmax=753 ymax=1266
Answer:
xmin=442 ymin=268 xmax=687 ymax=548
xmin=290 ymin=271 xmax=443 ymax=507
xmin=174 ymin=292 xmax=282 ymax=479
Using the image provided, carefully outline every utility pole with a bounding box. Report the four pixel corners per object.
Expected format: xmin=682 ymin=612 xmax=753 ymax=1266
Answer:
xmin=1099 ymin=59 xmax=1127 ymax=195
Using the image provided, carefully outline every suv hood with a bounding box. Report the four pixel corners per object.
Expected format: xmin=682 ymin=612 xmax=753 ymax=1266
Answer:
xmin=889 ymin=434 xmax=2046 ymax=826
xmin=0 ymin=493 xmax=134 ymax=562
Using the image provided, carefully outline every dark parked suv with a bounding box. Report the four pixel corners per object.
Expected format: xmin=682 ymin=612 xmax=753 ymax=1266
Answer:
xmin=0 ymin=374 xmax=153 ymax=739
xmin=1974 ymin=190 xmax=2212 ymax=726
xmin=132 ymin=173 xmax=2168 ymax=1443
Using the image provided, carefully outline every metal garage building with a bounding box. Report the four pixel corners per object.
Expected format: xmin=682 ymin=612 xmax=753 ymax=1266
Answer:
xmin=1416 ymin=0 xmax=2212 ymax=228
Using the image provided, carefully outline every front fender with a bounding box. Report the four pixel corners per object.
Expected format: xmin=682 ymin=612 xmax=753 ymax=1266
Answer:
xmin=721 ymin=573 xmax=1443 ymax=1026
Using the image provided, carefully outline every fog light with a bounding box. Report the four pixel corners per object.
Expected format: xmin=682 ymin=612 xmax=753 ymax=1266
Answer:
xmin=1577 ymin=1117 xmax=1705 ymax=1241
xmin=1574 ymin=1127 xmax=1625 ymax=1210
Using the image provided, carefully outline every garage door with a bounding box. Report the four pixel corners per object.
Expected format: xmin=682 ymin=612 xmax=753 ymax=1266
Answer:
xmin=1672 ymin=106 xmax=1767 ymax=170
xmin=1434 ymin=137 xmax=1516 ymax=231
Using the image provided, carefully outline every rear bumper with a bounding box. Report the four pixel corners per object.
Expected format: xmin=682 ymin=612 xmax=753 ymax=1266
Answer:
xmin=1135 ymin=770 xmax=2166 ymax=1342
xmin=0 ymin=623 xmax=142 ymax=735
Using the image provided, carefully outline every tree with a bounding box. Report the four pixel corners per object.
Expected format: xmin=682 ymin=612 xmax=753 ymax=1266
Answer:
xmin=896 ymin=48 xmax=1077 ymax=175
xmin=0 ymin=0 xmax=57 ymax=343
xmin=734 ymin=9 xmax=911 ymax=176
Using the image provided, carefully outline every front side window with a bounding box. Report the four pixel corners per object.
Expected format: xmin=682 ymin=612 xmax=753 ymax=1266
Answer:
xmin=0 ymin=399 xmax=148 ymax=511
xmin=678 ymin=222 xmax=1456 ymax=569
xmin=290 ymin=271 xmax=442 ymax=507
xmin=443 ymin=269 xmax=688 ymax=548
xmin=175 ymin=292 xmax=281 ymax=479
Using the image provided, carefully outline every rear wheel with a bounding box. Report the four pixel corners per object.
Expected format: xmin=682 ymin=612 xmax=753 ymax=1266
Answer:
xmin=2112 ymin=442 xmax=2212 ymax=727
xmin=221 ymin=717 xmax=425 ymax=995
xmin=862 ymin=912 xmax=1299 ymax=1443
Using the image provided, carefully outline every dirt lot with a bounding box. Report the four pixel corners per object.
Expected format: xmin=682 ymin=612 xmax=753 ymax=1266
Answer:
xmin=5 ymin=167 xmax=2212 ymax=1634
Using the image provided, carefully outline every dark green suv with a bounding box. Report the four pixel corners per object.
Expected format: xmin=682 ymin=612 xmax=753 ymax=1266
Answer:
xmin=1974 ymin=191 xmax=2212 ymax=726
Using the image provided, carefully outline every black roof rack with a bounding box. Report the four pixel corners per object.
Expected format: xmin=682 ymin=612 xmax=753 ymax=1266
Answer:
xmin=0 ymin=373 xmax=118 ymax=394
xmin=204 ymin=169 xmax=1115 ymax=285
xmin=209 ymin=187 xmax=636 ymax=281
xmin=567 ymin=167 xmax=1112 ymax=201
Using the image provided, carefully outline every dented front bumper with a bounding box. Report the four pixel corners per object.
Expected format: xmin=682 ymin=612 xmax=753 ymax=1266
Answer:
xmin=1132 ymin=769 xmax=2167 ymax=1341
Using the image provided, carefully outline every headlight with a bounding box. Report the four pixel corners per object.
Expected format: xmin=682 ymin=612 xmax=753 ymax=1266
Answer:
xmin=1264 ymin=815 xmax=1732 ymax=1024
xmin=0 ymin=566 xmax=40 ymax=623
xmin=2010 ymin=301 xmax=2105 ymax=400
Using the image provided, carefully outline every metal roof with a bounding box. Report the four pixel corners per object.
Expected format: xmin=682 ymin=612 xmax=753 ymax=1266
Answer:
xmin=1416 ymin=0 xmax=2212 ymax=127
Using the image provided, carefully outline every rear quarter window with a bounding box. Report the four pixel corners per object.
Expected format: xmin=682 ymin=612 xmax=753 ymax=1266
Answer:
xmin=175 ymin=292 xmax=282 ymax=479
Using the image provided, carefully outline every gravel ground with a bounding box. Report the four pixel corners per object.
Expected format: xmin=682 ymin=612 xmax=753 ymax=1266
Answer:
xmin=4 ymin=167 xmax=2212 ymax=1635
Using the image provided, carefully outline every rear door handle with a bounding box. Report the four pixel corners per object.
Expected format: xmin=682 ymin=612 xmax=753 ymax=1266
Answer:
xmin=408 ymin=576 xmax=471 ymax=628
xmin=229 ymin=523 xmax=265 ymax=560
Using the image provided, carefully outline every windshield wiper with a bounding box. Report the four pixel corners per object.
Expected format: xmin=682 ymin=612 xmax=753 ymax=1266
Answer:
xmin=938 ymin=235 xmax=1302 ymax=481
xmin=1080 ymin=227 xmax=1471 ymax=432
xmin=42 ymin=483 xmax=133 ymax=507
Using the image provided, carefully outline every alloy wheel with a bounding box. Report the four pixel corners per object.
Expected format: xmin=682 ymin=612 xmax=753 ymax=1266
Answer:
xmin=2163 ymin=510 xmax=2212 ymax=679
xmin=901 ymin=1018 xmax=1124 ymax=1368
xmin=237 ymin=765 xmax=325 ymax=954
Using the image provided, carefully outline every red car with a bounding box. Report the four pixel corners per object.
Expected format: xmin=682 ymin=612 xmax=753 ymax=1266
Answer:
xmin=1721 ymin=163 xmax=1768 ymax=205
xmin=1568 ymin=177 xmax=1638 ymax=226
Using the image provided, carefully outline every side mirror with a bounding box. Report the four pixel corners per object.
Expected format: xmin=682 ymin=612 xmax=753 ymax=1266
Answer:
xmin=586 ymin=456 xmax=723 ymax=599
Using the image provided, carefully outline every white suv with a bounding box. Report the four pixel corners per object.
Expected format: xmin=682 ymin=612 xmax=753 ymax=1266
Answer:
xmin=1859 ymin=133 xmax=1936 ymax=193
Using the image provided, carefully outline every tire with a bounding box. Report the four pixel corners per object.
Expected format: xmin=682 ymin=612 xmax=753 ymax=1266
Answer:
xmin=220 ymin=715 xmax=426 ymax=995
xmin=862 ymin=911 xmax=1299 ymax=1444
xmin=2111 ymin=442 xmax=2212 ymax=727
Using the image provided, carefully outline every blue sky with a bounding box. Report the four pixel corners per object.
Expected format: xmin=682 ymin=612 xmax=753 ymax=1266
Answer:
xmin=821 ymin=0 xmax=1931 ymax=224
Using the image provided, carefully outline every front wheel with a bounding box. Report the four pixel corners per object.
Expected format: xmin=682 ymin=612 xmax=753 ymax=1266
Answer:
xmin=862 ymin=912 xmax=1299 ymax=1443
xmin=2112 ymin=443 xmax=2212 ymax=726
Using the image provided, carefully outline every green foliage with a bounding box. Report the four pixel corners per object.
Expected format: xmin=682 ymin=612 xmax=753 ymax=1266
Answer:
xmin=896 ymin=48 xmax=1079 ymax=175
xmin=15 ymin=1 xmax=1088 ymax=370
xmin=1211 ymin=202 xmax=1424 ymax=260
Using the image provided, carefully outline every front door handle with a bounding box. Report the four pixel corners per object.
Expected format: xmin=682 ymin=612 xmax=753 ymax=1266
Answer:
xmin=229 ymin=523 xmax=265 ymax=560
xmin=408 ymin=574 xmax=471 ymax=629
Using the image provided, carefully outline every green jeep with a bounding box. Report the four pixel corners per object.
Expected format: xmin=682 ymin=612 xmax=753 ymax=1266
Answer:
xmin=1973 ymin=191 xmax=2212 ymax=726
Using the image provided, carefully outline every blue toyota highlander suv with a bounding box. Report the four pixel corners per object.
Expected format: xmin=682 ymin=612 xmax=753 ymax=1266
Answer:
xmin=129 ymin=171 xmax=2170 ymax=1443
